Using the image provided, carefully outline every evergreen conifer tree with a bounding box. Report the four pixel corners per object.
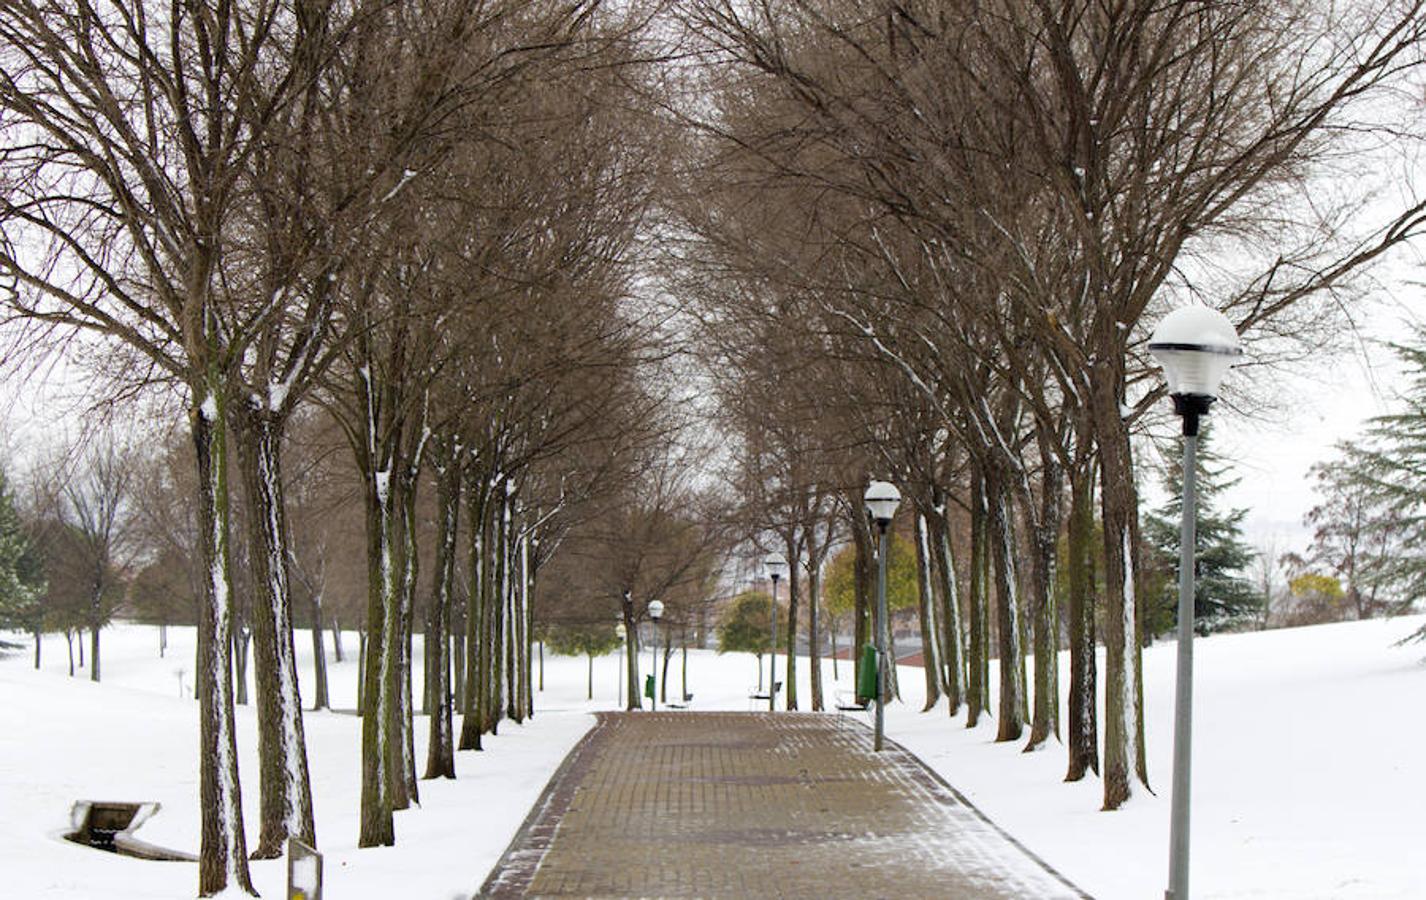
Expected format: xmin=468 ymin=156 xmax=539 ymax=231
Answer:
xmin=1309 ymin=325 xmax=1426 ymax=644
xmin=0 ymin=467 xmax=45 ymax=641
xmin=1144 ymin=426 xmax=1261 ymax=636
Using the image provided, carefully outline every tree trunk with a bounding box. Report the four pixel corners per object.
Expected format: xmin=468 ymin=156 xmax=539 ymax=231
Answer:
xmin=967 ymin=473 xmax=991 ymax=727
xmin=510 ymin=527 xmax=529 ymax=722
xmin=480 ymin=492 xmax=500 ymax=735
xmin=885 ymin=587 xmax=901 ymax=702
xmin=66 ymin=630 xmax=74 ymax=677
xmin=1065 ymin=462 xmax=1100 ymax=781
xmin=357 ymin=628 xmax=366 ymax=709
xmin=452 ymin=614 xmax=465 ymax=710
xmin=1093 ymin=372 xmax=1149 ymax=809
xmin=486 ymin=488 xmax=510 ymax=735
xmin=525 ymin=542 xmax=535 ymax=719
xmin=422 ymin=602 xmax=434 ymax=717
xmin=986 ymin=468 xmax=1025 ymax=743
xmin=190 ymin=390 xmax=255 ymax=895
xmin=89 ymin=588 xmax=101 ymax=682
xmin=311 ymin=596 xmax=329 ymax=711
xmin=160 ymin=622 xmax=168 ymax=659
xmin=358 ymin=461 xmax=398 ymax=848
xmin=33 ymin=629 xmax=41 ymax=669
xmin=783 ymin=534 xmax=799 ymax=711
xmin=232 ymin=408 xmax=315 ymax=856
xmin=332 ymin=619 xmax=344 ymax=662
xmin=423 ymin=462 xmax=459 ymax=780
xmin=392 ymin=469 xmax=420 ymax=807
xmin=914 ymin=509 xmax=943 ymax=711
xmin=621 ymin=589 xmax=641 ymax=709
xmin=807 ymin=540 xmax=824 ymax=712
xmin=459 ymin=480 xmax=486 ymax=751
xmin=850 ymin=508 xmax=872 ymax=690
xmin=77 ymin=627 xmax=84 ymax=667
xmin=587 ymin=653 xmax=593 ymax=700
xmin=1025 ymin=445 xmax=1064 ymax=752
xmin=661 ymin=642 xmax=673 ymax=704
xmin=927 ymin=496 xmax=965 ymax=716
xmin=499 ymin=497 xmax=516 ymax=726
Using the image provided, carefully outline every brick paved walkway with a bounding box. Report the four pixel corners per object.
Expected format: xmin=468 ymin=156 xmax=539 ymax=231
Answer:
xmin=480 ymin=712 xmax=1087 ymax=898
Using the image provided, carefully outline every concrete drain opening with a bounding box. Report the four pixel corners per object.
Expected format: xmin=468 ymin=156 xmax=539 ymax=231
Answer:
xmin=66 ymin=801 xmax=196 ymax=861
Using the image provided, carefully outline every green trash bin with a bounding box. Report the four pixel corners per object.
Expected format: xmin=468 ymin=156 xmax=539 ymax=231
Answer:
xmin=856 ymin=644 xmax=878 ymax=702
xmin=644 ymin=674 xmax=655 ymax=700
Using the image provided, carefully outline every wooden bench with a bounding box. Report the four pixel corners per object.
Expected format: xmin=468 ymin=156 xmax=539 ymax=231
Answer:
xmin=666 ymin=692 xmax=694 ymax=709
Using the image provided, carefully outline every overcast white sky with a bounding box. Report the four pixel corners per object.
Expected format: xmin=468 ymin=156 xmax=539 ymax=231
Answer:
xmin=1211 ymin=293 xmax=1420 ymax=555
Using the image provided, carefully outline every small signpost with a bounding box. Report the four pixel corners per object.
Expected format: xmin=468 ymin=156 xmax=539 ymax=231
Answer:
xmin=287 ymin=837 xmax=322 ymax=900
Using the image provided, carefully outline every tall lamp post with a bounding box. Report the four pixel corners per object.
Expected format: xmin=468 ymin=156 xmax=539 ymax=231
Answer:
xmin=1148 ymin=306 xmax=1242 ymax=900
xmin=863 ymin=480 xmax=901 ymax=751
xmin=648 ymin=600 xmax=664 ymax=712
xmin=765 ymin=553 xmax=787 ymax=712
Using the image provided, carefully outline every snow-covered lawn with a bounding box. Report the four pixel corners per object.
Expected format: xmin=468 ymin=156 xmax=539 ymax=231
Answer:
xmin=1 ymin=615 xmax=1422 ymax=899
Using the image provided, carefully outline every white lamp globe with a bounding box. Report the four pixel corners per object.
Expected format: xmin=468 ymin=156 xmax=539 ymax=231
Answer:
xmin=1147 ymin=306 xmax=1242 ymax=399
xmin=863 ymin=480 xmax=901 ymax=525
xmin=765 ymin=553 xmax=787 ymax=579
xmin=647 ymin=600 xmax=664 ymax=621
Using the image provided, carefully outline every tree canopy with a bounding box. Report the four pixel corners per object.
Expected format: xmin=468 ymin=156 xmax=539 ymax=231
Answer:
xmin=823 ymin=532 xmax=919 ymax=619
xmin=716 ymin=590 xmax=788 ymax=656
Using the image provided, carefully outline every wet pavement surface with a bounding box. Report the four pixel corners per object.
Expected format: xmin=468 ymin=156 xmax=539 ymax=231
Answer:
xmin=479 ymin=712 xmax=1088 ymax=898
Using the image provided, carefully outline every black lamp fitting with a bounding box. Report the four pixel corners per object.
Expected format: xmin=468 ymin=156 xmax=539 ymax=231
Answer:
xmin=1171 ymin=393 xmax=1215 ymax=437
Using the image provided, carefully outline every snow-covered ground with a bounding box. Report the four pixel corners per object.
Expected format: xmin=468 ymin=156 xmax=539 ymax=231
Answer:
xmin=1 ymin=615 xmax=1422 ymax=899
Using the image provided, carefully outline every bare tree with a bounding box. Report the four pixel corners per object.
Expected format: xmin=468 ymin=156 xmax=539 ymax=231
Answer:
xmin=60 ymin=440 xmax=134 ymax=683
